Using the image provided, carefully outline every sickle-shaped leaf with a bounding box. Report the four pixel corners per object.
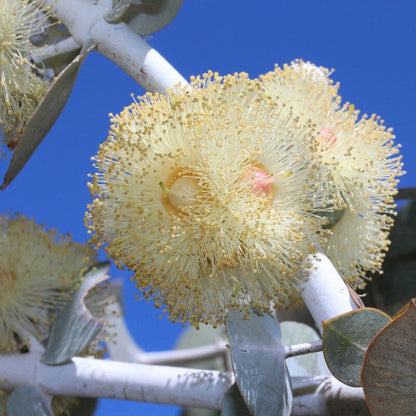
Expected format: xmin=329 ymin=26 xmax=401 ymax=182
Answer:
xmin=361 ymin=299 xmax=416 ymax=416
xmin=42 ymin=261 xmax=110 ymax=365
xmin=323 ymin=308 xmax=391 ymax=387
xmin=116 ymin=0 xmax=183 ymax=36
xmin=1 ymin=42 xmax=96 ymax=190
xmin=7 ymin=385 xmax=53 ymax=416
xmin=225 ymin=309 xmax=292 ymax=416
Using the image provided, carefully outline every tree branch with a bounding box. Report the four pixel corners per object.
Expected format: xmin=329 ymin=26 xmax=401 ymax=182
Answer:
xmin=46 ymin=0 xmax=187 ymax=93
xmin=298 ymin=251 xmax=359 ymax=334
xmin=0 ymin=352 xmax=369 ymax=414
xmin=0 ymin=354 xmax=234 ymax=409
xmin=107 ymin=301 xmax=229 ymax=366
xmin=31 ymin=37 xmax=81 ymax=65
xmin=291 ymin=377 xmax=370 ymax=416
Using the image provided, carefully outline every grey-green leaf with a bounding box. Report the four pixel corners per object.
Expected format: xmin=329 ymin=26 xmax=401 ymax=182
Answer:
xmin=225 ymin=309 xmax=292 ymax=416
xmin=117 ymin=0 xmax=183 ymax=36
xmin=323 ymin=308 xmax=391 ymax=387
xmin=1 ymin=43 xmax=95 ymax=190
xmin=281 ymin=321 xmax=330 ymax=378
xmin=7 ymin=385 xmax=53 ymax=416
xmin=221 ymin=384 xmax=252 ymax=416
xmin=105 ymin=0 xmax=135 ymax=23
xmin=42 ymin=262 xmax=110 ymax=365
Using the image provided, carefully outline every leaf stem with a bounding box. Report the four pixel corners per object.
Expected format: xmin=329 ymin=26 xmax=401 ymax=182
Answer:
xmin=284 ymin=340 xmax=323 ymax=359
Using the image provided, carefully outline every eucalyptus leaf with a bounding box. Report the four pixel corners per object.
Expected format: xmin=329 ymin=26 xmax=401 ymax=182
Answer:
xmin=175 ymin=324 xmax=228 ymax=370
xmin=221 ymin=384 xmax=252 ymax=416
xmin=116 ymin=0 xmax=183 ymax=36
xmin=281 ymin=321 xmax=330 ymax=378
xmin=42 ymin=262 xmax=110 ymax=365
xmin=361 ymin=299 xmax=416 ymax=416
xmin=225 ymin=309 xmax=292 ymax=416
xmin=7 ymin=385 xmax=53 ymax=416
xmin=1 ymin=43 xmax=95 ymax=190
xmin=323 ymin=308 xmax=391 ymax=387
xmin=105 ymin=0 xmax=135 ymax=23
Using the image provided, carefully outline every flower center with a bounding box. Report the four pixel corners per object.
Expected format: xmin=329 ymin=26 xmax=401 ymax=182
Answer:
xmin=161 ymin=168 xmax=200 ymax=214
xmin=319 ymin=127 xmax=337 ymax=148
xmin=243 ymin=166 xmax=275 ymax=198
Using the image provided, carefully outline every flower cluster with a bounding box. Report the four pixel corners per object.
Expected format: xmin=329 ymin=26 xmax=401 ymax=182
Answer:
xmin=0 ymin=0 xmax=53 ymax=154
xmin=0 ymin=214 xmax=95 ymax=353
xmin=87 ymin=63 xmax=403 ymax=327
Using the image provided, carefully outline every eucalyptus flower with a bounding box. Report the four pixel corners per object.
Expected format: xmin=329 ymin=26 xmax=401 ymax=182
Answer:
xmin=0 ymin=0 xmax=53 ymax=154
xmin=87 ymin=72 xmax=326 ymax=327
xmin=261 ymin=60 xmax=404 ymax=286
xmin=0 ymin=214 xmax=96 ymax=353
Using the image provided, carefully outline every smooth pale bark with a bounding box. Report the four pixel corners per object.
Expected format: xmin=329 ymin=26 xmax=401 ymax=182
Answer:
xmin=0 ymin=352 xmax=369 ymax=414
xmin=299 ymin=251 xmax=359 ymax=334
xmin=0 ymin=354 xmax=234 ymax=409
xmin=46 ymin=0 xmax=187 ymax=93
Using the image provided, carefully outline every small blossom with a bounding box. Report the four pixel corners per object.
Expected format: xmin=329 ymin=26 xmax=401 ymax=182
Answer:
xmin=0 ymin=214 xmax=96 ymax=353
xmin=261 ymin=60 xmax=404 ymax=286
xmin=0 ymin=0 xmax=53 ymax=155
xmin=87 ymin=72 xmax=326 ymax=327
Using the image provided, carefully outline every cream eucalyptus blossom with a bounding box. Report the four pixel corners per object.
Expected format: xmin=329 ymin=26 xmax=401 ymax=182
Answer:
xmin=0 ymin=0 xmax=53 ymax=154
xmin=261 ymin=60 xmax=404 ymax=287
xmin=87 ymin=71 xmax=327 ymax=327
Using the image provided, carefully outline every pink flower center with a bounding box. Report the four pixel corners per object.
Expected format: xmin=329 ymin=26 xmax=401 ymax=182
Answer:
xmin=244 ymin=168 xmax=274 ymax=197
xmin=319 ymin=127 xmax=337 ymax=148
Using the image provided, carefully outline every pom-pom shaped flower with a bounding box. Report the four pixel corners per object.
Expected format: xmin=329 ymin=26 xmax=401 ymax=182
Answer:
xmin=0 ymin=0 xmax=53 ymax=154
xmin=0 ymin=214 xmax=96 ymax=353
xmin=87 ymin=72 xmax=326 ymax=327
xmin=261 ymin=60 xmax=404 ymax=286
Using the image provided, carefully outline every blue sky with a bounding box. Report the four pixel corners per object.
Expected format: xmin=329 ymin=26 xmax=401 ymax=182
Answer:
xmin=1 ymin=1 xmax=415 ymax=415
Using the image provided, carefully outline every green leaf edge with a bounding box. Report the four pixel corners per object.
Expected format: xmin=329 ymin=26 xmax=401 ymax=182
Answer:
xmin=322 ymin=307 xmax=391 ymax=387
xmin=1 ymin=42 xmax=96 ymax=190
xmin=225 ymin=309 xmax=292 ymax=416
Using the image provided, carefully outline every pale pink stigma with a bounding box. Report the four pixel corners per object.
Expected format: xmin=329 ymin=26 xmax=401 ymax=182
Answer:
xmin=320 ymin=127 xmax=337 ymax=147
xmin=245 ymin=168 xmax=274 ymax=197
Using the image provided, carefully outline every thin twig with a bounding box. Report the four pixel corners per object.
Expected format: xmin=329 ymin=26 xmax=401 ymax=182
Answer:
xmin=284 ymin=340 xmax=323 ymax=359
xmin=31 ymin=37 xmax=81 ymax=64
